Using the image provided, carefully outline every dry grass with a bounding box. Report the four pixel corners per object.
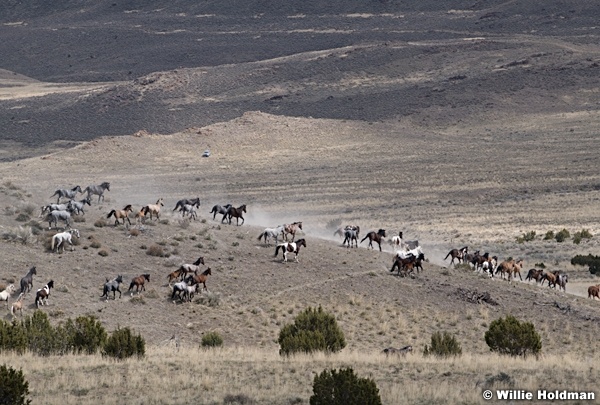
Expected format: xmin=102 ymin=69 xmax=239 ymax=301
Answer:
xmin=7 ymin=347 xmax=597 ymax=405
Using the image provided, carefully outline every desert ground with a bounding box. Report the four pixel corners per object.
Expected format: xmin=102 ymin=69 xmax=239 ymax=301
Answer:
xmin=1 ymin=1 xmax=600 ymax=404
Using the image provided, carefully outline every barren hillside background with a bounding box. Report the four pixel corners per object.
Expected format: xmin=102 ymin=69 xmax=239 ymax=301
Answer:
xmin=1 ymin=1 xmax=600 ymax=404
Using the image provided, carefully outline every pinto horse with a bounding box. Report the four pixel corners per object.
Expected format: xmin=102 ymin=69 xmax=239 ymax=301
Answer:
xmin=19 ymin=266 xmax=37 ymax=294
xmin=51 ymin=185 xmax=82 ymax=204
xmin=185 ymin=268 xmax=212 ymax=292
xmin=360 ymin=229 xmax=386 ymax=251
xmin=283 ymin=222 xmax=303 ymax=241
xmin=444 ymin=246 xmax=468 ymax=266
xmin=107 ymin=204 xmax=133 ymax=225
xmin=128 ymin=274 xmax=150 ymax=294
xmin=142 ymin=198 xmax=164 ymax=220
xmin=35 ymin=280 xmax=54 ymax=308
xmin=275 ymin=239 xmax=307 ymax=263
xmin=226 ymin=204 xmax=247 ymax=226
xmin=178 ymin=257 xmax=205 ymax=280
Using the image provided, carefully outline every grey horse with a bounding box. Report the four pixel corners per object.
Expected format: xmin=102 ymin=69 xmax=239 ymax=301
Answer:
xmin=46 ymin=210 xmax=72 ymax=229
xmin=101 ymin=275 xmax=124 ymax=300
xmin=173 ymin=197 xmax=200 ymax=212
xmin=84 ymin=182 xmax=110 ymax=203
xmin=67 ymin=196 xmax=92 ymax=215
xmin=50 ymin=185 xmax=82 ymax=204
xmin=209 ymin=204 xmax=231 ymax=221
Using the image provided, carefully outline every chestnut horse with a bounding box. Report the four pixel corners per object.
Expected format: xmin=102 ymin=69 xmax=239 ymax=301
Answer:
xmin=360 ymin=229 xmax=386 ymax=251
xmin=128 ymin=274 xmax=150 ymax=294
xmin=107 ymin=204 xmax=133 ymax=226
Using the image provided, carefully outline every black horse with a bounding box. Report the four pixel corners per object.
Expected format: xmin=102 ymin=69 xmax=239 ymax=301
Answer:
xmin=20 ymin=266 xmax=37 ymax=294
xmin=360 ymin=229 xmax=386 ymax=251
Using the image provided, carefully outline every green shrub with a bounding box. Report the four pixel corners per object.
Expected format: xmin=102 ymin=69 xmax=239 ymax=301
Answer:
xmin=278 ymin=306 xmax=346 ymax=356
xmin=22 ymin=311 xmax=65 ymax=356
xmin=64 ymin=315 xmax=107 ymax=355
xmin=0 ymin=319 xmax=28 ymax=354
xmin=102 ymin=327 xmax=145 ymax=360
xmin=201 ymin=331 xmax=223 ymax=348
xmin=543 ymin=230 xmax=554 ymax=240
xmin=554 ymin=229 xmax=570 ymax=243
xmin=534 ymin=262 xmax=546 ymax=269
xmin=571 ymin=254 xmax=600 ymax=275
xmin=573 ymin=229 xmax=593 ymax=245
xmin=0 ymin=364 xmax=31 ymax=405
xmin=310 ymin=367 xmax=381 ymax=405
xmin=516 ymin=230 xmax=536 ymax=243
xmin=485 ymin=315 xmax=541 ymax=358
xmin=423 ymin=331 xmax=462 ymax=358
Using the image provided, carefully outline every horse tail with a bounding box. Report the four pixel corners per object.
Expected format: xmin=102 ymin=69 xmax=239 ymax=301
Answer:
xmin=360 ymin=235 xmax=368 ymax=244
xmin=107 ymin=210 xmax=115 ymax=219
xmin=444 ymin=251 xmax=451 ymax=260
xmin=274 ymin=245 xmax=281 ymax=257
xmin=258 ymin=231 xmax=265 ymax=241
xmin=51 ymin=235 xmax=56 ymax=251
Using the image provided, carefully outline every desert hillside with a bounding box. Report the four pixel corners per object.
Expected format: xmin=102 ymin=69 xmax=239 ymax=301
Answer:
xmin=0 ymin=1 xmax=599 ymax=404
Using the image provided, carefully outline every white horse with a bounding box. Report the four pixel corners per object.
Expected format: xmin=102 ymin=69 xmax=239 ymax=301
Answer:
xmin=0 ymin=284 xmax=15 ymax=307
xmin=180 ymin=204 xmax=198 ymax=220
xmin=257 ymin=226 xmax=284 ymax=246
xmin=395 ymin=245 xmax=424 ymax=259
xmin=171 ymin=282 xmax=198 ymax=302
xmin=51 ymin=229 xmax=80 ymax=253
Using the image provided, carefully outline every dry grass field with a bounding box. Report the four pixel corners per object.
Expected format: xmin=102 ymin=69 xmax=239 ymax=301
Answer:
xmin=1 ymin=1 xmax=600 ymax=404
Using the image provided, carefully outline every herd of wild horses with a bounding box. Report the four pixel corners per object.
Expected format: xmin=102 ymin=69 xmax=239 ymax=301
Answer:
xmin=1 ymin=182 xmax=599 ymax=318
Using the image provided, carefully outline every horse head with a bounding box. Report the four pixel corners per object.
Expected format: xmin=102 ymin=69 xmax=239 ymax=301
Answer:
xmin=115 ymin=275 xmax=123 ymax=284
xmin=102 ymin=182 xmax=110 ymax=191
xmin=143 ymin=274 xmax=150 ymax=282
xmin=378 ymin=229 xmax=386 ymax=237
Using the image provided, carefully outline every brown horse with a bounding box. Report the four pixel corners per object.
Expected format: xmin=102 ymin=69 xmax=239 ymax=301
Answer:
xmin=541 ymin=271 xmax=558 ymax=288
xmin=128 ymin=274 xmax=150 ymax=294
xmin=495 ymin=259 xmax=523 ymax=281
xmin=390 ymin=254 xmax=416 ymax=277
xmin=177 ymin=257 xmax=205 ymax=280
xmin=283 ymin=221 xmax=303 ymax=241
xmin=444 ymin=246 xmax=468 ymax=266
xmin=588 ymin=285 xmax=600 ymax=300
xmin=360 ymin=229 xmax=386 ymax=251
xmin=107 ymin=204 xmax=133 ymax=226
xmin=525 ymin=268 xmax=545 ymax=283
xmin=185 ymin=268 xmax=212 ymax=292
xmin=167 ymin=269 xmax=184 ymax=284
xmin=142 ymin=198 xmax=164 ymax=220
xmin=226 ymin=204 xmax=247 ymax=225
